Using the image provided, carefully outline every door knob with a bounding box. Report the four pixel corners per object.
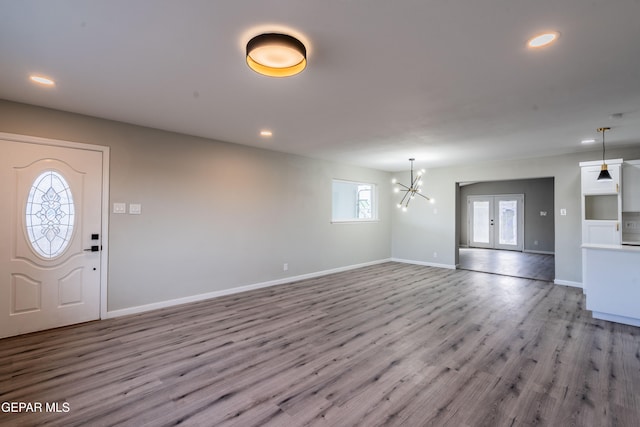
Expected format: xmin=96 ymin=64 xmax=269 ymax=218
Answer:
xmin=84 ymin=246 xmax=100 ymax=252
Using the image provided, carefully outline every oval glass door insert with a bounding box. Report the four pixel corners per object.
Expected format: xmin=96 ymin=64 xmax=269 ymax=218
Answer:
xmin=25 ymin=170 xmax=75 ymax=258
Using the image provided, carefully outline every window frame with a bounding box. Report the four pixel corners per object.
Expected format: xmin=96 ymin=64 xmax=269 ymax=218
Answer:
xmin=331 ymin=179 xmax=379 ymax=223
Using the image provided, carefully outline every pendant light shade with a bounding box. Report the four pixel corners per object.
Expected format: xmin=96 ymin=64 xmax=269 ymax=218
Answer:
xmin=596 ymin=127 xmax=613 ymax=181
xmin=246 ymin=33 xmax=307 ymax=77
xmin=597 ymin=164 xmax=612 ymax=181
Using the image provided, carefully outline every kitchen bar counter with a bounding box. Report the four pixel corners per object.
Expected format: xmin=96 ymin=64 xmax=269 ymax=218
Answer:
xmin=583 ymin=245 xmax=640 ymax=326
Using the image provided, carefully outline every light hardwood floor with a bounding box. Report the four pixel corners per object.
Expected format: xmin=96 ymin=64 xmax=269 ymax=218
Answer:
xmin=1 ymin=262 xmax=639 ymax=426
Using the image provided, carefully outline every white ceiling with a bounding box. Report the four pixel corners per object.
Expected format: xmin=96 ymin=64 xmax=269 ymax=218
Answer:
xmin=1 ymin=1 xmax=640 ymax=171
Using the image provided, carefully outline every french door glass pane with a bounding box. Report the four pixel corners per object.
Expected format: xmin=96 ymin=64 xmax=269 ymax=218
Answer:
xmin=473 ymin=201 xmax=490 ymax=243
xmin=499 ymin=200 xmax=517 ymax=245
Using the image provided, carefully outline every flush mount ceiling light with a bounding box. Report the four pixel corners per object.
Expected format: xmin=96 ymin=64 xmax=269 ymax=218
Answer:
xmin=246 ymin=33 xmax=307 ymax=77
xmin=527 ymin=32 xmax=559 ymax=48
xmin=392 ymin=158 xmax=433 ymax=212
xmin=597 ymin=127 xmax=613 ymax=181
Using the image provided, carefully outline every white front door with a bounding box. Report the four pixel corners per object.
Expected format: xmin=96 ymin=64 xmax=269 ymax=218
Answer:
xmin=468 ymin=195 xmax=524 ymax=251
xmin=0 ymin=137 xmax=103 ymax=338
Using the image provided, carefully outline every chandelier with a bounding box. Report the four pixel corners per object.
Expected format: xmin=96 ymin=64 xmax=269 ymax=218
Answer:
xmin=392 ymin=158 xmax=433 ymax=211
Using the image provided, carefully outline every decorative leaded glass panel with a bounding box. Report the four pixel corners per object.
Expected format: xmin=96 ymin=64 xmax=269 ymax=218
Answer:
xmin=25 ymin=171 xmax=75 ymax=258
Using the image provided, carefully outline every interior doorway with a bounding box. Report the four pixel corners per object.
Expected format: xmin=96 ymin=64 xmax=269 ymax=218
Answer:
xmin=456 ymin=178 xmax=555 ymax=282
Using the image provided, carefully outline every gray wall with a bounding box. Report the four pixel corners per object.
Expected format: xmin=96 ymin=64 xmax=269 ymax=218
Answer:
xmin=4 ymin=98 xmax=640 ymax=296
xmin=0 ymin=100 xmax=392 ymax=311
xmin=392 ymin=148 xmax=640 ymax=285
xmin=458 ymin=178 xmax=555 ymax=253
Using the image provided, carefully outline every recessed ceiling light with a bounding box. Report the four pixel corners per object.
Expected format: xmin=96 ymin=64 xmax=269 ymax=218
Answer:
xmin=29 ymin=75 xmax=55 ymax=86
xmin=581 ymin=138 xmax=596 ymax=144
xmin=527 ymin=32 xmax=559 ymax=48
xmin=260 ymin=130 xmax=273 ymax=137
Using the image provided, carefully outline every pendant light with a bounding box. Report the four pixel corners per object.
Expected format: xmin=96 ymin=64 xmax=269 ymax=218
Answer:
xmin=392 ymin=158 xmax=433 ymax=211
xmin=597 ymin=127 xmax=612 ymax=181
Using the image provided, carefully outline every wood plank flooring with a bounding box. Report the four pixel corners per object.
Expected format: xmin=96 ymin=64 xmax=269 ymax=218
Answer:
xmin=1 ymin=262 xmax=639 ymax=426
xmin=458 ymin=248 xmax=555 ymax=282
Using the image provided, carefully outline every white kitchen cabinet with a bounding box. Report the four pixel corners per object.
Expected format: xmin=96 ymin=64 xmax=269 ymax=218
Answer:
xmin=582 ymin=220 xmax=620 ymax=246
xmin=580 ymin=159 xmax=622 ymax=245
xmin=581 ymin=158 xmax=640 ymax=327
xmin=580 ymin=159 xmax=622 ymax=195
xmin=623 ymin=160 xmax=640 ymax=211
xmin=584 ymin=245 xmax=640 ymax=327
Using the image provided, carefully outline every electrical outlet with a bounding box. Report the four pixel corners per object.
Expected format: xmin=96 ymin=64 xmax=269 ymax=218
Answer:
xmin=560 ymin=209 xmax=567 ymax=216
xmin=433 ymin=252 xmax=438 ymax=258
xmin=534 ymin=240 xmax=538 ymax=245
xmin=283 ymin=263 xmax=288 ymax=271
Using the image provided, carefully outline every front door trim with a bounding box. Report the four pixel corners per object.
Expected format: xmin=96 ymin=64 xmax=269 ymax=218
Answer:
xmin=0 ymin=132 xmax=110 ymax=319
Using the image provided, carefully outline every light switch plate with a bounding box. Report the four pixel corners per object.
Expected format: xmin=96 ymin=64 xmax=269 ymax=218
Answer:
xmin=129 ymin=203 xmax=142 ymax=215
xmin=113 ymin=203 xmax=126 ymax=214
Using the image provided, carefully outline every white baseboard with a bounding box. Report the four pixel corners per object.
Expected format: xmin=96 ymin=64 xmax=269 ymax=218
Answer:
xmin=524 ymin=249 xmax=555 ymax=255
xmin=554 ymin=279 xmax=582 ymax=288
xmin=391 ymin=258 xmax=456 ymax=270
xmin=105 ymin=258 xmax=392 ymax=318
xmin=592 ymin=311 xmax=640 ymax=327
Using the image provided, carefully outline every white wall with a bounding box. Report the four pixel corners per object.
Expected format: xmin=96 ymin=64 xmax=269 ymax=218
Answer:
xmin=392 ymin=148 xmax=640 ymax=285
xmin=0 ymin=100 xmax=392 ymax=311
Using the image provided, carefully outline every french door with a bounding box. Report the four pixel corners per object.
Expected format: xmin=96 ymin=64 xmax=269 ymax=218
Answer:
xmin=468 ymin=195 xmax=524 ymax=251
xmin=0 ymin=136 xmax=105 ymax=338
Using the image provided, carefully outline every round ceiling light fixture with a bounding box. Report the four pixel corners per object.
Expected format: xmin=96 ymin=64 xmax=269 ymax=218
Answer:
xmin=246 ymin=33 xmax=307 ymax=77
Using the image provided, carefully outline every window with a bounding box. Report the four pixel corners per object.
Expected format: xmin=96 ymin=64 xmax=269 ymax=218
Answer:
xmin=332 ymin=180 xmax=377 ymax=222
xmin=25 ymin=170 xmax=75 ymax=258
